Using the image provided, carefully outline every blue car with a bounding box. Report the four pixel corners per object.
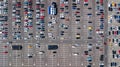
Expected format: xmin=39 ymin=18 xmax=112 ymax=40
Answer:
xmin=100 ymin=23 xmax=104 ymax=29
xmin=87 ymin=56 xmax=92 ymax=62
xmin=118 ymin=30 xmax=120 ymax=34
xmin=72 ymin=6 xmax=77 ymax=10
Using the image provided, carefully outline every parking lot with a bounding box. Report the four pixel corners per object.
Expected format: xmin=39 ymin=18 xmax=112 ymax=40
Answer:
xmin=108 ymin=0 xmax=120 ymax=67
xmin=0 ymin=0 xmax=108 ymax=67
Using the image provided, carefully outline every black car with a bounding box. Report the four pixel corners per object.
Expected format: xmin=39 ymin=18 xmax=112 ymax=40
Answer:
xmin=108 ymin=7 xmax=113 ymax=11
xmin=76 ymin=16 xmax=80 ymax=18
xmin=48 ymin=45 xmax=58 ymax=50
xmin=65 ymin=6 xmax=69 ymax=10
xmin=72 ymin=3 xmax=77 ymax=5
xmin=88 ymin=21 xmax=92 ymax=23
xmin=77 ymin=8 xmax=80 ymax=10
xmin=100 ymin=55 xmax=104 ymax=61
xmin=76 ymin=19 xmax=80 ymax=21
xmin=88 ymin=7 xmax=92 ymax=10
xmin=52 ymin=2 xmax=57 ymax=7
xmin=12 ymin=45 xmax=22 ymax=50
xmin=84 ymin=51 xmax=88 ymax=55
xmin=100 ymin=65 xmax=104 ymax=67
xmin=72 ymin=0 xmax=76 ymax=2
xmin=88 ymin=37 xmax=92 ymax=39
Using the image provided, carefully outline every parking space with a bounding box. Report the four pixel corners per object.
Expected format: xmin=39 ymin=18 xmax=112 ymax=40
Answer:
xmin=23 ymin=43 xmax=34 ymax=67
xmin=10 ymin=43 xmax=23 ymax=67
xmin=0 ymin=43 xmax=9 ymax=67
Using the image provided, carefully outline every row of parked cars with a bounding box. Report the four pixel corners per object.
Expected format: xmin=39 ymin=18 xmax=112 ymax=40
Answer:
xmin=0 ymin=0 xmax=8 ymax=40
xmin=0 ymin=1 xmax=8 ymax=14
xmin=35 ymin=0 xmax=46 ymax=39
xmin=59 ymin=0 xmax=70 ymax=40
xmin=71 ymin=0 xmax=81 ymax=40
xmin=95 ymin=0 xmax=105 ymax=39
xmin=95 ymin=0 xmax=105 ymax=67
xmin=12 ymin=0 xmax=22 ymax=40
xmin=108 ymin=1 xmax=120 ymax=67
xmin=23 ymin=0 xmax=34 ymax=40
xmin=108 ymin=26 xmax=120 ymax=36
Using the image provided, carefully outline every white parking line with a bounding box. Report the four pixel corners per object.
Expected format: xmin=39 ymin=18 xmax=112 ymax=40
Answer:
xmin=69 ymin=63 xmax=71 ymax=66
xmin=45 ymin=63 xmax=47 ymax=66
xmin=81 ymin=63 xmax=83 ymax=65
xmin=57 ymin=63 xmax=59 ymax=66
xmin=22 ymin=63 xmax=24 ymax=66
xmin=9 ymin=63 xmax=11 ymax=66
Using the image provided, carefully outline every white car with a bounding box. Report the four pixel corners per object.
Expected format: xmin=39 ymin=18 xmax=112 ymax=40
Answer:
xmin=38 ymin=51 xmax=45 ymax=55
xmin=60 ymin=13 xmax=65 ymax=19
xmin=48 ymin=33 xmax=53 ymax=37
xmin=16 ymin=15 xmax=21 ymax=18
xmin=12 ymin=9 xmax=16 ymax=12
xmin=40 ymin=0 xmax=44 ymax=2
xmin=16 ymin=19 xmax=21 ymax=22
xmin=12 ymin=13 xmax=16 ymax=16
xmin=27 ymin=11 xmax=32 ymax=14
xmin=72 ymin=44 xmax=80 ymax=48
xmin=24 ymin=28 xmax=29 ymax=32
xmin=23 ymin=5 xmax=27 ymax=8
xmin=64 ymin=1 xmax=68 ymax=4
xmin=12 ymin=0 xmax=16 ymax=3
xmin=36 ymin=1 xmax=40 ymax=4
xmin=36 ymin=10 xmax=39 ymax=12
xmin=72 ymin=52 xmax=79 ymax=56
xmin=40 ymin=12 xmax=45 ymax=16
xmin=36 ymin=13 xmax=40 ymax=17
xmin=28 ymin=19 xmax=32 ymax=22
xmin=76 ymin=0 xmax=80 ymax=4
xmin=52 ymin=17 xmax=56 ymax=24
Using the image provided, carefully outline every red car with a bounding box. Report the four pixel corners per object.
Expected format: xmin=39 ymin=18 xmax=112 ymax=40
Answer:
xmin=60 ymin=3 xmax=65 ymax=7
xmin=2 ymin=32 xmax=8 ymax=34
xmin=59 ymin=10 xmax=64 ymax=12
xmin=3 ymin=46 xmax=8 ymax=48
xmin=40 ymin=16 xmax=45 ymax=19
xmin=114 ymin=31 xmax=117 ymax=35
xmin=28 ymin=26 xmax=33 ymax=28
xmin=101 ymin=35 xmax=104 ymax=37
xmin=100 ymin=48 xmax=103 ymax=51
xmin=24 ymin=19 xmax=28 ymax=22
xmin=16 ymin=2 xmax=21 ymax=7
xmin=76 ymin=11 xmax=80 ymax=14
xmin=101 ymin=13 xmax=104 ymax=18
xmin=108 ymin=39 xmax=111 ymax=42
xmin=12 ymin=18 xmax=16 ymax=21
xmin=84 ymin=0 xmax=88 ymax=2
xmin=118 ymin=50 xmax=120 ymax=54
xmin=4 ymin=23 xmax=8 ymax=26
xmin=96 ymin=29 xmax=100 ymax=31
xmin=104 ymin=42 xmax=107 ymax=45
xmin=100 ymin=0 xmax=103 ymax=4
xmin=118 ymin=7 xmax=120 ymax=11
xmin=24 ymin=11 xmax=28 ymax=14
xmin=40 ymin=9 xmax=45 ymax=12
xmin=65 ymin=18 xmax=69 ymax=21
xmin=2 ymin=51 xmax=8 ymax=54
xmin=36 ymin=5 xmax=40 ymax=8
xmin=28 ymin=5 xmax=32 ymax=8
